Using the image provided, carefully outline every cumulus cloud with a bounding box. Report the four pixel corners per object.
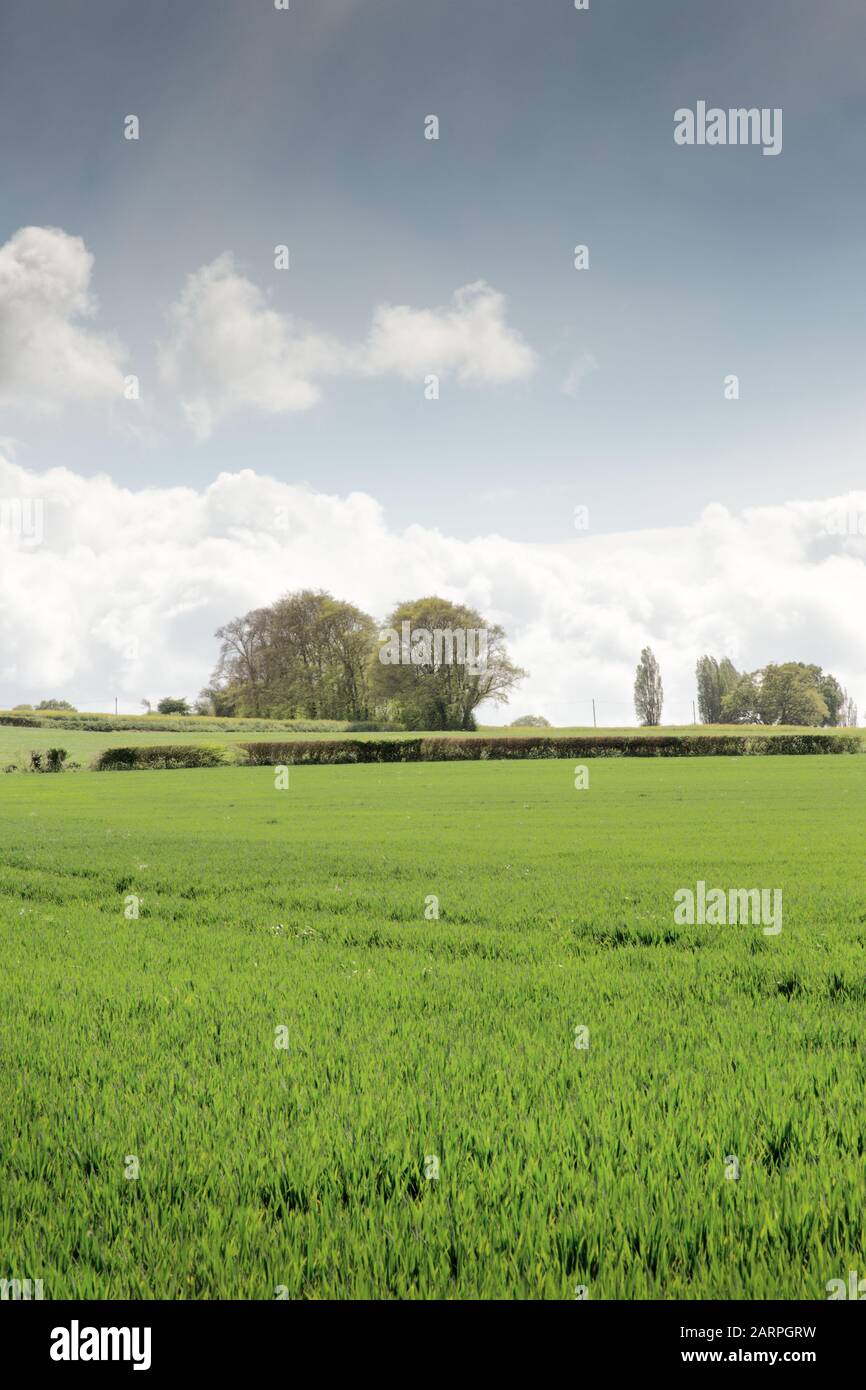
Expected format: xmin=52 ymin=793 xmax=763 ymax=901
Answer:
xmin=158 ymin=254 xmax=350 ymax=440
xmin=1 ymin=452 xmax=865 ymax=722
xmin=0 ymin=227 xmax=126 ymax=414
xmin=362 ymin=280 xmax=537 ymax=385
xmin=159 ymin=257 xmax=537 ymax=438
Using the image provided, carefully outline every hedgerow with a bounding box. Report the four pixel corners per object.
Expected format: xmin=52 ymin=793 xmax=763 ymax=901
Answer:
xmin=92 ymin=745 xmax=228 ymax=771
xmin=239 ymin=733 xmax=861 ymax=765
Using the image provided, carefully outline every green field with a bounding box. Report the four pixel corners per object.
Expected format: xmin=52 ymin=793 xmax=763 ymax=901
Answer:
xmin=1 ymin=755 xmax=864 ymax=1298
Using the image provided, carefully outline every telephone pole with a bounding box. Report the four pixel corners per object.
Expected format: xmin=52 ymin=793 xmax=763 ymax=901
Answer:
xmin=592 ymin=699 xmax=597 ymax=728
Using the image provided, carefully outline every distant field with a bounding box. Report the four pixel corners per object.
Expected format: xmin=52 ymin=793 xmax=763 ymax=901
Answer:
xmin=2 ymin=755 xmax=865 ymax=1297
xmin=1 ymin=711 xmax=862 ymax=770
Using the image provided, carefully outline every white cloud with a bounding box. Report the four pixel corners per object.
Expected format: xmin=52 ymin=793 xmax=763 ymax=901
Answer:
xmin=561 ymin=351 xmax=598 ymax=398
xmin=158 ymin=254 xmax=350 ymax=440
xmin=159 ymin=257 xmax=537 ymax=438
xmin=1 ymin=452 xmax=865 ymax=723
xmin=0 ymin=227 xmax=126 ymax=414
xmin=362 ymin=280 xmax=537 ymax=385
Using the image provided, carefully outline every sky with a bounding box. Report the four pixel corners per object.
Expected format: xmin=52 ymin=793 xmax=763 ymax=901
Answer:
xmin=1 ymin=0 xmax=865 ymax=720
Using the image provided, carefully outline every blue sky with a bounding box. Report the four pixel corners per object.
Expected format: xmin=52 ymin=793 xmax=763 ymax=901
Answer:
xmin=3 ymin=0 xmax=865 ymax=540
xmin=2 ymin=0 xmax=866 ymax=717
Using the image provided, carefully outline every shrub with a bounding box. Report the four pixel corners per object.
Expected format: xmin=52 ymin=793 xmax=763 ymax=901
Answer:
xmin=156 ymin=697 xmax=191 ymax=715
xmin=240 ymin=739 xmax=422 ymax=765
xmin=92 ymin=744 xmax=227 ymax=771
xmin=238 ymin=733 xmax=862 ymax=766
xmin=344 ymin=720 xmax=403 ymax=733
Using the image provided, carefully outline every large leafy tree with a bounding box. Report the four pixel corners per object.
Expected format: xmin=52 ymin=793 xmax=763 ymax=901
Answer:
xmin=370 ymin=596 xmax=525 ymax=730
xmin=634 ymin=647 xmax=663 ymax=726
xmin=757 ymin=663 xmax=829 ymax=726
xmin=211 ymin=590 xmax=377 ymax=720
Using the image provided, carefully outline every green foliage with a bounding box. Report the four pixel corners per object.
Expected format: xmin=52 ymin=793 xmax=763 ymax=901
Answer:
xmin=34 ymin=699 xmax=77 ymax=711
xmin=241 ymin=733 xmax=860 ymax=765
xmin=2 ymin=758 xmax=866 ymax=1297
xmin=758 ymin=664 xmax=829 ymax=726
xmin=695 ymin=656 xmax=722 ymax=723
xmin=28 ymin=748 xmax=68 ymax=772
xmin=213 ymin=590 xmax=377 ymax=720
xmin=370 ymin=595 xmax=525 ymax=730
xmin=721 ymin=672 xmax=761 ymax=724
xmin=509 ymin=714 xmax=551 ymax=727
xmin=93 ymin=744 xmax=227 ymax=770
xmin=704 ymin=659 xmax=849 ymax=727
xmin=241 ymin=739 xmax=422 ymax=765
xmin=634 ymin=647 xmax=663 ymax=725
xmin=156 ymin=697 xmax=192 ymax=715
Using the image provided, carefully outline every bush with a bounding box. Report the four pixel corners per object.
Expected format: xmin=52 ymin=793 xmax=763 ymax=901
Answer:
xmin=344 ymin=720 xmax=404 ymax=733
xmin=29 ymin=748 xmax=68 ymax=772
xmin=239 ymin=733 xmax=862 ymax=765
xmin=156 ymin=697 xmax=192 ymax=715
xmin=92 ymin=745 xmax=227 ymax=771
xmin=240 ymin=739 xmax=422 ymax=765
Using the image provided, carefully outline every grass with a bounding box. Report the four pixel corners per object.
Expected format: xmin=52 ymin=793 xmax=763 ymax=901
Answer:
xmin=1 ymin=755 xmax=865 ymax=1298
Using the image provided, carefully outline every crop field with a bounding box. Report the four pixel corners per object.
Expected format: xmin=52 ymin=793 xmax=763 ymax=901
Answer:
xmin=1 ymin=755 xmax=865 ymax=1299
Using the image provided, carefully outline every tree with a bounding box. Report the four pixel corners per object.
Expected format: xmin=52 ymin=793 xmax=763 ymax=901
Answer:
xmin=695 ymin=655 xmax=722 ymax=723
xmin=816 ymin=671 xmax=844 ymax=725
xmin=510 ymin=714 xmax=551 ymax=728
xmin=210 ymin=591 xmax=378 ymax=721
xmin=720 ymin=672 xmax=760 ymax=723
xmin=35 ymin=699 xmax=77 ymax=711
xmin=838 ymin=691 xmax=858 ymax=727
xmin=757 ymin=664 xmax=829 ymax=726
xmin=157 ymin=697 xmax=191 ymax=715
xmin=141 ymin=699 xmax=152 ymax=714
xmin=198 ymin=684 xmax=237 ymax=717
xmin=212 ymin=608 xmax=270 ymax=716
xmin=718 ymin=658 xmax=739 ymax=699
xmin=633 ymin=647 xmax=663 ymax=726
xmin=371 ymin=596 xmax=526 ymax=730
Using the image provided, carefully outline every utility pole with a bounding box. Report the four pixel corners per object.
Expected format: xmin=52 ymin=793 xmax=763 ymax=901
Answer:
xmin=692 ymin=700 xmax=696 ymax=725
xmin=115 ymin=697 xmax=118 ymax=715
xmin=592 ymin=699 xmax=597 ymax=728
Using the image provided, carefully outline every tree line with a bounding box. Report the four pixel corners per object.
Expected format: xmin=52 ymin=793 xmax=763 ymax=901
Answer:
xmin=200 ymin=590 xmax=526 ymax=730
xmin=634 ymin=649 xmax=857 ymax=727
